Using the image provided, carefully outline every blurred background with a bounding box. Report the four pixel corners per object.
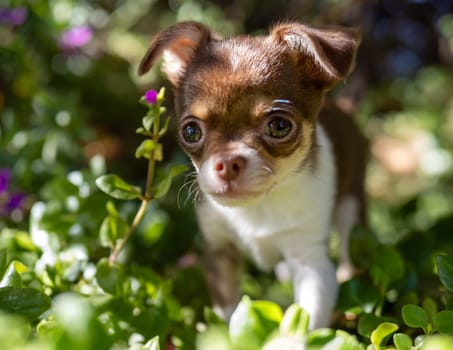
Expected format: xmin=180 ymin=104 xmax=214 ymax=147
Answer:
xmin=1 ymin=0 xmax=453 ymax=301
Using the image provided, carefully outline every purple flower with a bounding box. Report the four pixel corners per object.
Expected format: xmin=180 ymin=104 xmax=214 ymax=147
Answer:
xmin=6 ymin=192 xmax=25 ymax=211
xmin=0 ymin=168 xmax=11 ymax=194
xmin=0 ymin=168 xmax=27 ymax=220
xmin=0 ymin=7 xmax=28 ymax=26
xmin=59 ymin=25 xmax=93 ymax=49
xmin=144 ymin=90 xmax=158 ymax=104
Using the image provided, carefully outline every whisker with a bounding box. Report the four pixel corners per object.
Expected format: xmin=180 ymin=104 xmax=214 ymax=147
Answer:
xmin=185 ymin=180 xmax=201 ymax=206
xmin=262 ymin=165 xmax=273 ymax=175
xmin=251 ymin=146 xmax=263 ymax=155
xmin=177 ymin=182 xmax=190 ymax=208
xmin=177 ymin=171 xmax=199 ymax=208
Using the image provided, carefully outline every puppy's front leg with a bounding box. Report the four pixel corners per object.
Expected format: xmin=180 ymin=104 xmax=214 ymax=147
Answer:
xmin=280 ymin=240 xmax=337 ymax=329
xmin=203 ymin=241 xmax=242 ymax=320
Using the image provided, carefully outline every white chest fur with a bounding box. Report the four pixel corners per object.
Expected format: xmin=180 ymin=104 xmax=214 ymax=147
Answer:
xmin=197 ymin=123 xmax=336 ymax=270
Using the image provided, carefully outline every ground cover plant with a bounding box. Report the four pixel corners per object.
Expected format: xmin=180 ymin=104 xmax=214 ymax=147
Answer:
xmin=2 ymin=1 xmax=453 ymax=349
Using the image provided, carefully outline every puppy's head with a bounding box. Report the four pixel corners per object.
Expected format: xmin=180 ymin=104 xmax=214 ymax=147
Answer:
xmin=139 ymin=21 xmax=360 ymax=206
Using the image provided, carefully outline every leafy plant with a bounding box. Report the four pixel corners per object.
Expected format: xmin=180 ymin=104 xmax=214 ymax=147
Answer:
xmin=95 ymin=88 xmax=186 ymax=265
xmin=0 ymin=88 xmax=192 ymax=349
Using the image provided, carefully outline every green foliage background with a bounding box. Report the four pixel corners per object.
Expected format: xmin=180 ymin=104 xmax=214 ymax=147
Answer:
xmin=1 ymin=0 xmax=453 ymax=349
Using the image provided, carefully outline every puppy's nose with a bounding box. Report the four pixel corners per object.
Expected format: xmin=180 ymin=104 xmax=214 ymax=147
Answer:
xmin=213 ymin=155 xmax=247 ymax=181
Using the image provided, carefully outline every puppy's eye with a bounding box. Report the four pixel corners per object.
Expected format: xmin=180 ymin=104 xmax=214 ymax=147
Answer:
xmin=267 ymin=117 xmax=292 ymax=139
xmin=181 ymin=121 xmax=203 ymax=143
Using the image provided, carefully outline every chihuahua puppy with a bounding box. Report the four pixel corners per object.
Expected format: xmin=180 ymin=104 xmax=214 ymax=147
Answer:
xmin=139 ymin=21 xmax=367 ymax=328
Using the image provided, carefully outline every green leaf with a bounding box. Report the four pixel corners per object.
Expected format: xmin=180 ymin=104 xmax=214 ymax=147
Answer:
xmin=370 ymin=246 xmax=405 ymax=289
xmin=414 ymin=335 xmax=426 ymax=348
xmin=337 ymin=278 xmax=381 ymax=315
xmin=358 ymin=313 xmax=382 ymax=339
xmin=143 ymin=336 xmax=160 ymax=350
xmin=0 ymin=287 xmax=51 ymax=319
xmin=402 ymin=304 xmax=429 ymax=332
xmin=0 ymin=312 xmax=31 ymax=348
xmin=437 ymin=255 xmax=453 ymax=293
xmin=306 ymin=330 xmax=362 ymax=350
xmin=0 ymin=261 xmax=28 ymax=288
xmin=419 ymin=335 xmax=453 ymax=350
xmin=229 ymin=296 xmax=282 ymax=350
xmin=103 ymin=296 xmax=168 ymax=342
xmin=370 ymin=322 xmax=399 ymax=347
xmin=350 ymin=226 xmax=379 ymax=269
xmin=99 ymin=202 xmax=129 ymax=249
xmin=306 ymin=328 xmax=336 ymax=348
xmin=158 ymin=117 xmax=171 ymax=137
xmin=96 ymin=174 xmax=142 ymax=200
xmin=154 ymin=142 xmax=163 ymax=161
xmin=423 ymin=298 xmax=438 ymax=326
xmin=393 ymin=333 xmax=412 ymax=350
xmin=135 ymin=139 xmax=158 ymax=159
xmin=12 ymin=231 xmax=39 ymax=251
xmin=106 ymin=200 xmax=118 ymax=216
xmin=139 ymin=209 xmax=168 ymax=246
xmin=95 ymin=258 xmax=123 ymax=295
xmin=433 ymin=311 xmax=453 ymax=335
xmin=143 ymin=114 xmax=155 ymax=131
xmin=154 ymin=165 xmax=188 ymax=199
xmin=332 ymin=330 xmax=363 ymax=350
xmin=136 ymin=126 xmax=151 ymax=136
xmin=280 ymin=304 xmax=309 ymax=337
xmin=51 ymin=293 xmax=114 ymax=349
xmin=157 ymin=87 xmax=165 ymax=102
xmin=99 ymin=215 xmax=129 ymax=249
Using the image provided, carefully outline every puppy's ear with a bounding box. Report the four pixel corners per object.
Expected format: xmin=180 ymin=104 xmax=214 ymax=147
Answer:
xmin=138 ymin=21 xmax=216 ymax=86
xmin=271 ymin=23 xmax=360 ymax=89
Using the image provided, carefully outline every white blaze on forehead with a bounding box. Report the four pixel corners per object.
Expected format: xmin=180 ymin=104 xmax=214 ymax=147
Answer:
xmin=224 ymin=42 xmax=277 ymax=81
xmin=227 ymin=42 xmax=258 ymax=72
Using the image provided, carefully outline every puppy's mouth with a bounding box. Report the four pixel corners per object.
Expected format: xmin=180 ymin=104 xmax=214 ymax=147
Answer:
xmin=205 ymin=187 xmax=265 ymax=208
xmin=207 ymin=183 xmax=263 ymax=206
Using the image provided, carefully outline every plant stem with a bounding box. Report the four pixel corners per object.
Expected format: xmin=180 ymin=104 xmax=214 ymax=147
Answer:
xmin=109 ymin=198 xmax=149 ymax=265
xmin=145 ymin=150 xmax=155 ymax=199
xmin=109 ymin=150 xmax=156 ymax=265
